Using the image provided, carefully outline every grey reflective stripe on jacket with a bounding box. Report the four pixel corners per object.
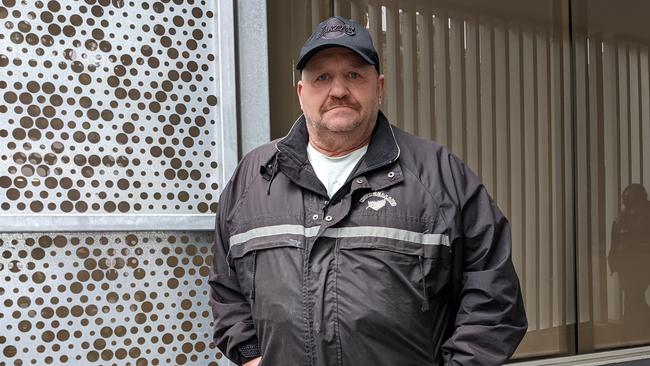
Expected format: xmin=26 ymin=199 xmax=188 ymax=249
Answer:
xmin=209 ymin=112 xmax=527 ymax=366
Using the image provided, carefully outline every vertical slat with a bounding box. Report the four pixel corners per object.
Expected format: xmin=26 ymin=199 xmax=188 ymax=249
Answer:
xmin=449 ymin=15 xmax=465 ymax=156
xmin=602 ymin=38 xmax=620 ymax=322
xmin=367 ymin=0 xmax=382 ymax=64
xmin=465 ymin=17 xmax=480 ymax=172
xmin=350 ymin=0 xmax=360 ymax=21
xmin=617 ymin=42 xmax=630 ymax=190
xmin=384 ymin=1 xmax=399 ymax=123
xmin=433 ymin=11 xmax=449 ymax=145
xmin=333 ymin=0 xmax=350 ymax=17
xmin=311 ymin=0 xmax=322 ymax=27
xmin=549 ymin=29 xmax=564 ymax=327
xmin=508 ymin=23 xmax=525 ymax=295
xmin=574 ymin=34 xmax=592 ymax=328
xmin=536 ymin=29 xmax=551 ymax=330
xmin=522 ymin=26 xmax=538 ymax=330
xmin=416 ymin=10 xmax=433 ymax=140
xmin=628 ymin=44 xmax=641 ymax=183
xmin=400 ymin=1 xmax=417 ymax=134
xmin=587 ymin=36 xmax=603 ymax=322
xmin=641 ymin=46 xmax=650 ymax=188
xmin=562 ymin=29 xmax=575 ymax=327
xmin=479 ymin=18 xmax=495 ymax=192
xmin=494 ymin=21 xmax=509 ymax=215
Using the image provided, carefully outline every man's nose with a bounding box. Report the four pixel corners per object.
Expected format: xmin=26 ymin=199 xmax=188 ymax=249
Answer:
xmin=328 ymin=76 xmax=349 ymax=98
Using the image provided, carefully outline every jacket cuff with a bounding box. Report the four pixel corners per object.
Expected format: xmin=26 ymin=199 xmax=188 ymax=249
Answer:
xmin=238 ymin=343 xmax=261 ymax=364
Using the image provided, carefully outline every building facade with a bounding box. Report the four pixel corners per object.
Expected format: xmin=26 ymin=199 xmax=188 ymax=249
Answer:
xmin=1 ymin=0 xmax=649 ymax=365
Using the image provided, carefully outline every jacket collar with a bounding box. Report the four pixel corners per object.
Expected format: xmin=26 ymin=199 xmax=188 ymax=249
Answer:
xmin=263 ymin=111 xmax=401 ymax=197
xmin=274 ymin=111 xmax=400 ymax=170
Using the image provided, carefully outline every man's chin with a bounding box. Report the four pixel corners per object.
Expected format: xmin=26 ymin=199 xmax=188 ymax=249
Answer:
xmin=321 ymin=118 xmax=363 ymax=132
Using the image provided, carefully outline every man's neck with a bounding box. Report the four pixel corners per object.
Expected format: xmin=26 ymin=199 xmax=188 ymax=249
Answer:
xmin=308 ymin=134 xmax=371 ymax=157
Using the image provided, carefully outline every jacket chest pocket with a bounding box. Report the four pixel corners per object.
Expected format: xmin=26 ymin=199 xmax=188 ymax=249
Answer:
xmin=337 ymin=236 xmax=451 ymax=313
xmin=227 ymin=237 xmax=304 ymax=303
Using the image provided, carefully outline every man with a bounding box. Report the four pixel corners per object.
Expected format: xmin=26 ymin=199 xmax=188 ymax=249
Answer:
xmin=210 ymin=16 xmax=527 ymax=366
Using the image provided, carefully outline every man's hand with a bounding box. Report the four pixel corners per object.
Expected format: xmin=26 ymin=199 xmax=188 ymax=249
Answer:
xmin=243 ymin=357 xmax=261 ymax=366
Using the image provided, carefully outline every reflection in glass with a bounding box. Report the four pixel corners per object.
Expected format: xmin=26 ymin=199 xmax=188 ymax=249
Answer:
xmin=609 ymin=184 xmax=650 ymax=333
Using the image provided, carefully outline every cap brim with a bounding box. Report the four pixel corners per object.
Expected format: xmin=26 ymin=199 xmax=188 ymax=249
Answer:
xmin=296 ymin=42 xmax=376 ymax=71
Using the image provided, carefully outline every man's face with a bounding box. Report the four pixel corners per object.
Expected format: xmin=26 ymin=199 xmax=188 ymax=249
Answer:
xmin=297 ymin=47 xmax=384 ymax=135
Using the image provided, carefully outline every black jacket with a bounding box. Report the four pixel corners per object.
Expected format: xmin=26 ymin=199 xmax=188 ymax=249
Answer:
xmin=210 ymin=112 xmax=527 ymax=366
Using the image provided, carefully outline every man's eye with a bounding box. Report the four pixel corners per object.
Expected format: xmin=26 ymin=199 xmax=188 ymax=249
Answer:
xmin=349 ymin=72 xmax=360 ymax=79
xmin=316 ymin=74 xmax=329 ymax=81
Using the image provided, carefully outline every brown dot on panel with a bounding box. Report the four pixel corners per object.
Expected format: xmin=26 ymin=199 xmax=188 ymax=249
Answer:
xmin=51 ymin=141 xmax=64 ymax=153
xmin=116 ymin=156 xmax=128 ymax=167
xmin=4 ymin=91 xmax=17 ymax=103
xmin=60 ymin=200 xmax=73 ymax=212
xmin=13 ymin=176 xmax=26 ymax=187
xmin=3 ymin=345 xmax=17 ymax=358
xmin=88 ymin=131 xmax=100 ymax=143
xmin=124 ymin=234 xmax=138 ymax=246
xmin=48 ymin=23 xmax=61 ymax=35
xmin=53 ymin=235 xmax=67 ymax=248
xmin=50 ymin=118 xmax=63 ymax=129
xmin=117 ymin=201 xmax=129 ymax=212
xmin=59 ymin=177 xmax=72 ymax=189
xmin=0 ymin=176 xmax=11 ymax=188
xmin=81 ymin=166 xmax=94 ymax=178
xmin=18 ymin=320 xmax=31 ymax=332
xmin=79 ymin=73 xmax=92 ymax=85
xmin=87 ymin=351 xmax=99 ymax=362
xmin=30 ymin=200 xmax=44 ymax=212
xmin=87 ymin=155 xmax=100 ymax=167
xmin=41 ymin=34 xmax=54 ymax=47
xmin=6 ymin=188 xmax=20 ymax=200
xmin=99 ymin=40 xmax=111 ymax=52
xmin=19 ymin=92 xmax=33 ymax=104
xmin=32 ymin=271 xmax=46 ymax=283
xmin=12 ymin=127 xmax=26 ymax=140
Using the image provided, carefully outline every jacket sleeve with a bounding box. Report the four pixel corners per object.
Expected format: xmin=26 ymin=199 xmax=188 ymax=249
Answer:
xmin=440 ymin=155 xmax=528 ymax=365
xmin=209 ymin=174 xmax=261 ymax=365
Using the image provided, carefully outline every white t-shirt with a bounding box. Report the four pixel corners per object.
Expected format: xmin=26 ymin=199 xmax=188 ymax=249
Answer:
xmin=307 ymin=143 xmax=368 ymax=198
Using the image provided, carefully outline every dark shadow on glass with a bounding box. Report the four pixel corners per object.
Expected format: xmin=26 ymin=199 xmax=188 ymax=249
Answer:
xmin=608 ymin=184 xmax=650 ymax=338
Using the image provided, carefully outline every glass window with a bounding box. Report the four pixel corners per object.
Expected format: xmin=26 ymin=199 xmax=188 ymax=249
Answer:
xmin=573 ymin=0 xmax=650 ymax=353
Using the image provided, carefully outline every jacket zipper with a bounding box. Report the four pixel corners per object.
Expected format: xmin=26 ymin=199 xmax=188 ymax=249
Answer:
xmin=418 ymin=255 xmax=430 ymax=312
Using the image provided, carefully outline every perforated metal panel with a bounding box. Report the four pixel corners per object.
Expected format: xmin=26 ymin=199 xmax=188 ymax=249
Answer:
xmin=0 ymin=231 xmax=225 ymax=366
xmin=0 ymin=0 xmax=228 ymax=221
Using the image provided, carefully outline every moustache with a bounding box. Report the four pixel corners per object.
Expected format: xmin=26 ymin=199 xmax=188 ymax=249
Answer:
xmin=322 ymin=100 xmax=360 ymax=112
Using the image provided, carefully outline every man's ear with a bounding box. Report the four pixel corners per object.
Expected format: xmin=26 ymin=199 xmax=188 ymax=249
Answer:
xmin=377 ymin=74 xmax=385 ymax=104
xmin=297 ymin=79 xmax=304 ymax=109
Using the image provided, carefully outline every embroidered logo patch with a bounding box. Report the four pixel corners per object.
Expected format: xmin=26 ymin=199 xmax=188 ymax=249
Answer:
xmin=359 ymin=192 xmax=397 ymax=211
xmin=317 ymin=18 xmax=356 ymax=40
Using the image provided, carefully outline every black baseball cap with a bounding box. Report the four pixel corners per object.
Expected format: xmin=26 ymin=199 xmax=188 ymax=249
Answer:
xmin=297 ymin=16 xmax=380 ymax=73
